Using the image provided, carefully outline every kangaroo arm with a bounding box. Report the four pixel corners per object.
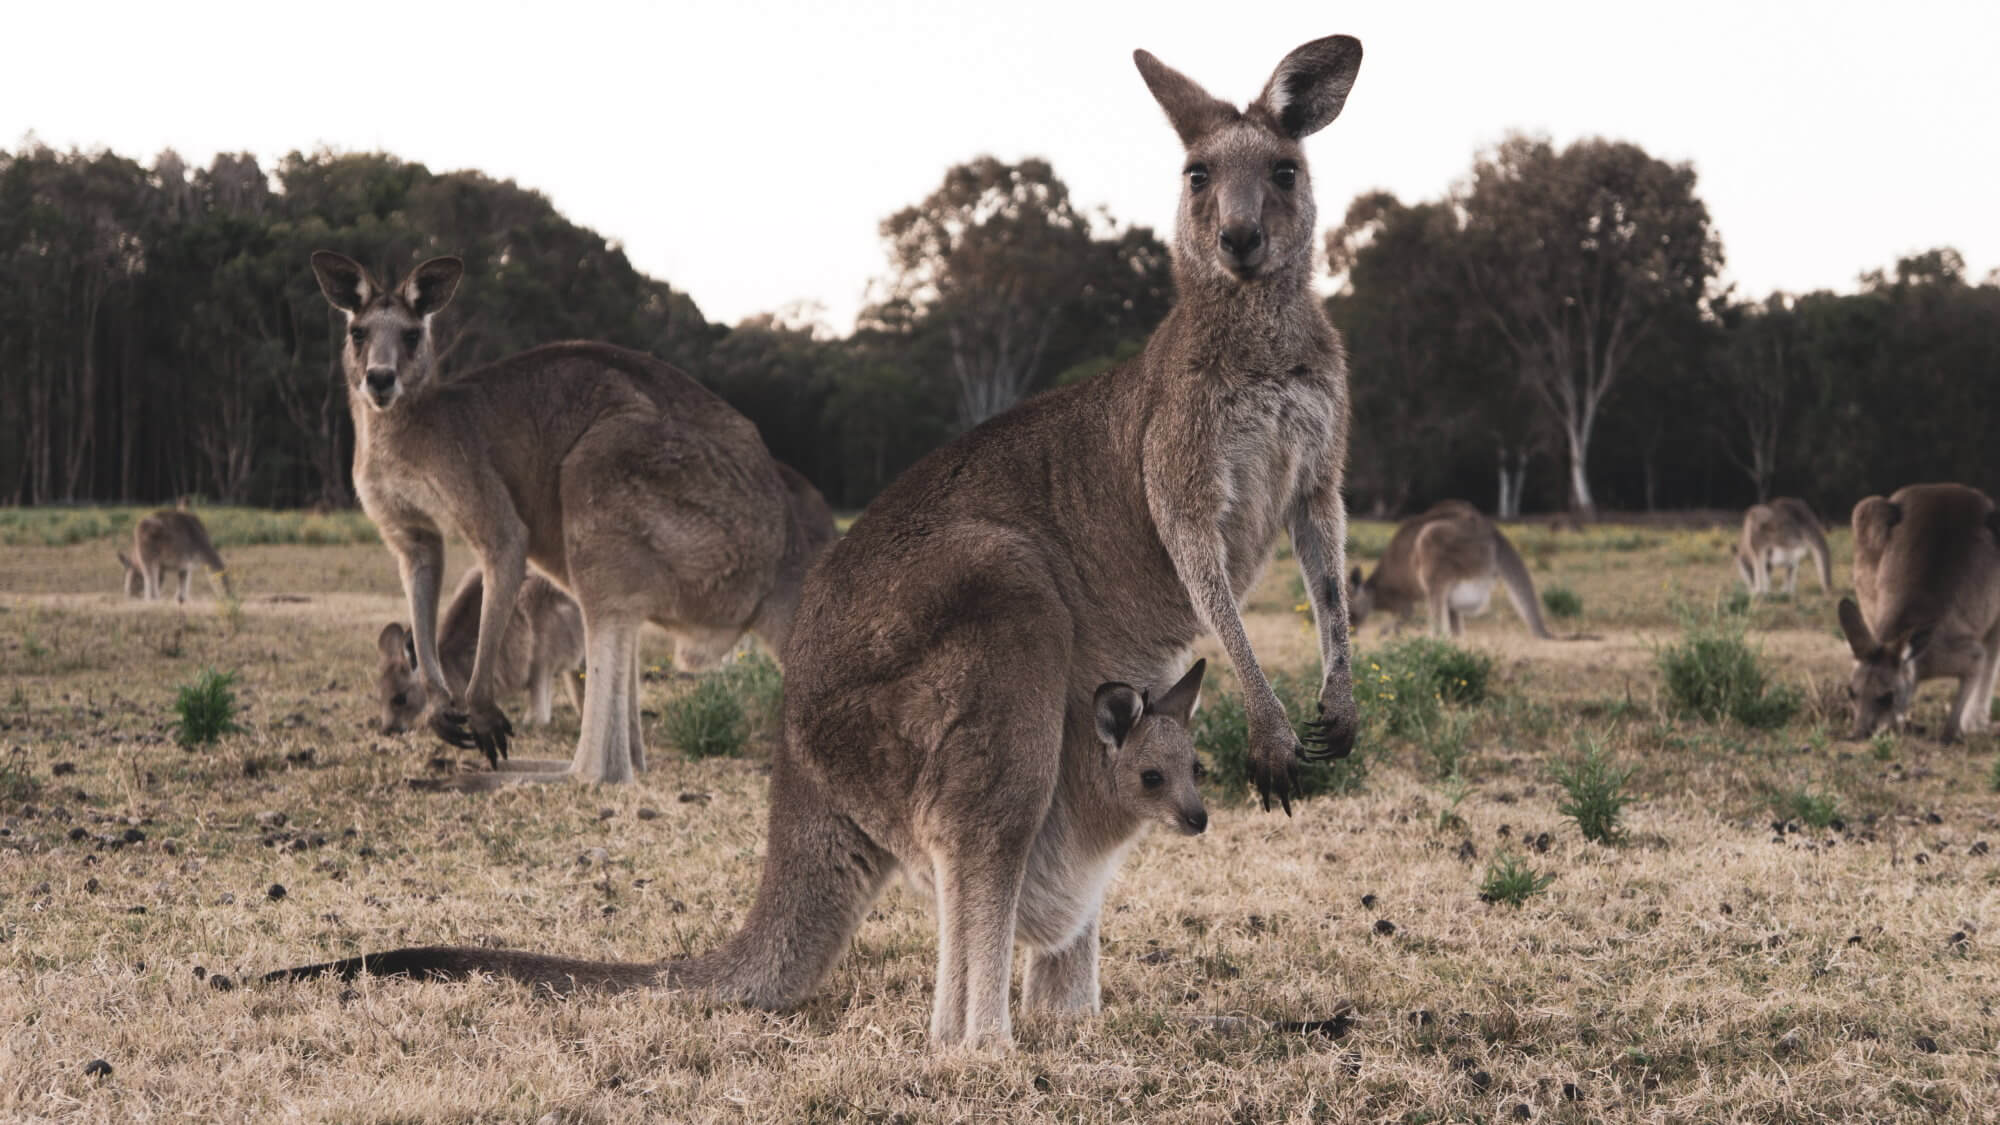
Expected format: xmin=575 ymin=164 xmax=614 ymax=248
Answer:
xmin=455 ymin=517 xmax=529 ymax=765
xmin=1286 ymin=478 xmax=1360 ymax=758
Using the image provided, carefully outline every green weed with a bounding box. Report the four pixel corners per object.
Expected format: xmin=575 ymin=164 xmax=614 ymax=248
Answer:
xmin=1657 ymin=616 xmax=1800 ymax=729
xmin=1354 ymin=637 xmax=1492 ymax=740
xmin=171 ymin=668 xmax=244 ymax=748
xmin=1771 ymin=784 xmax=1842 ymax=829
xmin=1541 ymin=585 xmax=1584 ymax=620
xmin=1479 ymin=852 xmax=1556 ymax=907
xmin=662 ymin=675 xmax=748 ymax=760
xmin=1551 ymin=733 xmax=1635 ymax=844
xmin=1194 ymin=669 xmax=1372 ymax=802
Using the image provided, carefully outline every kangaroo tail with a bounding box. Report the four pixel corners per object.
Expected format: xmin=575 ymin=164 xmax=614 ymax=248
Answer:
xmin=268 ymin=744 xmax=893 ymax=1009
xmin=265 ymin=945 xmax=662 ymax=993
xmin=1806 ymin=520 xmax=1834 ymax=592
xmin=1492 ymin=527 xmax=1551 ymax=638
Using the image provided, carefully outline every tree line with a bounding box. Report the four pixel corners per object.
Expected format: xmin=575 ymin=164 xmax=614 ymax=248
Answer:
xmin=3 ymin=138 xmax=1995 ymax=516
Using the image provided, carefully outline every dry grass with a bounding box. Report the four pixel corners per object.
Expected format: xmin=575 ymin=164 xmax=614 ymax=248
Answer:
xmin=3 ymin=520 xmax=1998 ymax=1122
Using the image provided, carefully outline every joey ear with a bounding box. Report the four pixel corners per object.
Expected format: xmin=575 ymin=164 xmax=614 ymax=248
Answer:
xmin=1836 ymin=598 xmax=1877 ymax=661
xmin=311 ymin=251 xmax=377 ymax=313
xmin=1348 ymin=565 xmax=1364 ymax=589
xmin=1133 ymin=49 xmax=1237 ymax=146
xmin=1094 ymin=682 xmax=1146 ymax=749
xmin=378 ymin=622 xmax=411 ymax=663
xmin=1253 ymin=35 xmax=1363 ymax=139
xmin=401 ymin=256 xmax=463 ymax=317
xmin=1152 ymin=659 xmax=1206 ymax=725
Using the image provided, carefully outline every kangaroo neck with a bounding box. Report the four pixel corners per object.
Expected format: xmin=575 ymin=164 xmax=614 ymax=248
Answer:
xmin=1160 ymin=262 xmax=1320 ymax=373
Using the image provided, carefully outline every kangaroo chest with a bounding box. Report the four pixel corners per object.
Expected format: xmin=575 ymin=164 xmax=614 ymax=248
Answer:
xmin=1209 ymin=372 xmax=1341 ymax=590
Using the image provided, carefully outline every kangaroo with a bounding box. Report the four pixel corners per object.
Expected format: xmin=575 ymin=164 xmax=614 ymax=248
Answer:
xmin=376 ymin=569 xmax=585 ymax=736
xmin=1734 ymin=497 xmax=1831 ymax=596
xmin=273 ymin=663 xmax=1212 ymax=991
xmin=116 ymin=509 xmax=232 ymax=603
xmin=1837 ymin=483 xmax=2000 ymax=741
xmin=309 ymin=251 xmax=834 ymax=783
xmin=270 ymin=38 xmax=1365 ymax=1050
xmin=1347 ymin=501 xmax=1550 ymax=639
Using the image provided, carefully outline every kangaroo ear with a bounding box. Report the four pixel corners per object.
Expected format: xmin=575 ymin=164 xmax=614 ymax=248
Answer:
xmin=1253 ymin=35 xmax=1363 ymax=140
xmin=378 ymin=622 xmax=412 ymax=663
xmin=1153 ymin=659 xmax=1206 ymax=725
xmin=311 ymin=251 xmax=377 ymax=313
xmin=1348 ymin=565 xmax=1364 ymax=589
xmin=1836 ymin=598 xmax=1877 ymax=661
xmin=1094 ymin=682 xmax=1146 ymax=749
xmin=1134 ymin=49 xmax=1237 ymax=147
xmin=401 ymin=256 xmax=463 ymax=318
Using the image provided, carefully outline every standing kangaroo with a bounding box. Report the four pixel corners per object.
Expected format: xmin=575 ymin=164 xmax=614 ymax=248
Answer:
xmin=376 ymin=569 xmax=585 ymax=736
xmin=1837 ymin=483 xmax=2000 ymax=740
xmin=309 ymin=252 xmax=834 ymax=783
xmin=116 ymin=509 xmax=232 ymax=603
xmin=1347 ymin=501 xmax=1550 ymax=639
xmin=274 ymin=37 xmax=1364 ymax=1050
xmin=1734 ymin=497 xmax=1831 ymax=597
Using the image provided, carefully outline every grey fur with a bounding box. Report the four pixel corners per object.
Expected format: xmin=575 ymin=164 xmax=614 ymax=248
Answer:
xmin=1348 ymin=501 xmax=1550 ymax=639
xmin=376 ymin=569 xmax=585 ymax=735
xmin=1734 ymin=498 xmax=1832 ymax=596
xmin=117 ymin=509 xmax=231 ymax=603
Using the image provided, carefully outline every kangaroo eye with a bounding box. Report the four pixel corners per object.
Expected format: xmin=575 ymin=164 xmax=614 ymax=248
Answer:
xmin=402 ymin=329 xmax=421 ymax=351
xmin=1185 ymin=165 xmax=1209 ymax=191
xmin=1273 ymin=161 xmax=1298 ymax=190
xmin=389 ymin=692 xmax=408 ymax=708
xmin=349 ymin=326 xmax=367 ymax=347
xmin=1141 ymin=769 xmax=1165 ymax=789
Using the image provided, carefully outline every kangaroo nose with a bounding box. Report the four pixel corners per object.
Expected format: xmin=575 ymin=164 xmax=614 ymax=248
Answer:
xmin=1183 ymin=808 xmax=1208 ymax=834
xmin=365 ymin=368 xmax=396 ymax=396
xmin=1218 ymin=223 xmax=1263 ymax=260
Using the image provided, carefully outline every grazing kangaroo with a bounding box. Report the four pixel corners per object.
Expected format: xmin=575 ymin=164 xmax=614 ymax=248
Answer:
xmin=1347 ymin=501 xmax=1550 ymax=639
xmin=116 ymin=510 xmax=232 ymax=603
xmin=1837 ymin=483 xmax=2000 ymax=740
xmin=271 ymin=38 xmax=1365 ymax=1051
xmin=1734 ymin=497 xmax=1831 ymax=596
xmin=376 ymin=568 xmax=585 ymax=736
xmin=309 ymin=251 xmax=833 ymax=783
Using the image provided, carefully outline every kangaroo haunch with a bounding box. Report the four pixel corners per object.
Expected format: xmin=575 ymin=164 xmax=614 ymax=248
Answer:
xmin=275 ymin=35 xmax=1365 ymax=1052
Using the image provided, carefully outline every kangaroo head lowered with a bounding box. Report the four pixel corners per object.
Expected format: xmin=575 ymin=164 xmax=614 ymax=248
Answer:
xmin=1136 ymin=36 xmax=1359 ymax=287
xmin=1094 ymin=659 xmax=1210 ymax=836
xmin=309 ymin=252 xmax=463 ymax=411
xmin=1839 ymin=597 xmax=1926 ymax=738
xmin=376 ymin=623 xmax=426 ymax=734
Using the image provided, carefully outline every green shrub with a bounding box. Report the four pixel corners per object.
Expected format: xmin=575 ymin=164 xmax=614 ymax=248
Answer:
xmin=1479 ymin=852 xmax=1556 ymax=906
xmin=719 ymin=649 xmax=785 ymax=733
xmin=1657 ymin=618 xmax=1800 ymax=729
xmin=1541 ymin=585 xmax=1584 ymax=620
xmin=1771 ymin=784 xmax=1841 ymax=829
xmin=1551 ymin=734 xmax=1634 ymax=844
xmin=662 ymin=675 xmax=748 ymax=759
xmin=1354 ymin=637 xmax=1493 ymax=739
xmin=1 ymin=755 xmax=40 ymax=803
xmin=1418 ymin=710 xmax=1474 ymax=780
xmin=1869 ymin=730 xmax=1896 ymax=762
xmin=172 ymin=669 xmax=244 ymax=748
xmin=1989 ymin=755 xmax=2000 ymax=793
xmin=1194 ymin=670 xmax=1371 ymax=802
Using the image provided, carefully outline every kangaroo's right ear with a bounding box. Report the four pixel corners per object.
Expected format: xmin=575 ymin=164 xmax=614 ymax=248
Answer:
xmin=1094 ymin=682 xmax=1146 ymax=749
xmin=1836 ymin=598 xmax=1878 ymax=661
xmin=401 ymin=256 xmax=463 ymax=318
xmin=1851 ymin=496 xmax=1900 ymax=557
xmin=378 ymin=622 xmax=412 ymax=663
xmin=1133 ymin=50 xmax=1236 ymax=147
xmin=311 ymin=251 xmax=377 ymax=313
xmin=1153 ymin=659 xmax=1206 ymax=725
xmin=1252 ymin=35 xmax=1363 ymax=140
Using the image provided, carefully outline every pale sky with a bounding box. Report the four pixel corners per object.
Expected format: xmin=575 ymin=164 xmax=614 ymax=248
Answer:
xmin=6 ymin=0 xmax=1995 ymax=332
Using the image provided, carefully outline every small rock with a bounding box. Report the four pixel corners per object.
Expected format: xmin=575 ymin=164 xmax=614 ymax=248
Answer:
xmin=84 ymin=877 xmax=100 ymax=894
xmin=121 ymin=828 xmax=145 ymax=845
xmin=1915 ymin=852 xmax=1929 ymax=866
xmin=1512 ymin=1105 xmax=1532 ymax=1120
xmin=67 ymin=826 xmax=88 ymax=842
xmin=192 ymin=966 xmax=206 ymax=980
xmin=1373 ymin=919 xmax=1396 ymax=936
xmin=82 ymin=1058 xmax=111 ymax=1078
xmin=161 ymin=839 xmax=179 ymax=856
xmin=51 ymin=762 xmax=76 ymax=777
xmin=266 ymin=883 xmax=287 ymax=901
xmin=1949 ymin=931 xmax=1969 ymax=947
xmin=636 ymin=806 xmax=661 ymax=820
xmin=1455 ymin=840 xmax=1477 ymax=862
xmin=1971 ymin=840 xmax=1990 ymax=856
xmin=580 ymin=847 xmax=609 ymax=866
xmin=127 ymin=905 xmax=146 ymax=915
xmin=1360 ymin=893 xmax=1377 ymax=908
xmin=1530 ymin=832 xmax=1552 ymax=853
xmin=1925 ymin=811 xmax=1943 ymax=825
xmin=1562 ymin=1082 xmax=1582 ymax=1101
xmin=597 ymin=807 xmax=616 ymax=820
xmin=210 ymin=974 xmax=234 ymax=992
xmin=677 ymin=791 xmax=711 ymax=804
xmin=1914 ymin=1035 xmax=1939 ymax=1053
xmin=1138 ymin=949 xmax=1173 ymax=965
xmin=1467 ymin=1069 xmax=1492 ymax=1092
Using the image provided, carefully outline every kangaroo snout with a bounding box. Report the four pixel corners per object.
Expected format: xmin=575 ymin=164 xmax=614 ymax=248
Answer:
xmin=1180 ymin=807 xmax=1209 ymax=835
xmin=365 ymin=367 xmax=397 ymax=404
xmin=1218 ymin=222 xmax=1265 ymax=272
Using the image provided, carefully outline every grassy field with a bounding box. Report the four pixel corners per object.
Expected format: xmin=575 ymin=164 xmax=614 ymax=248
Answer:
xmin=3 ymin=516 xmax=1997 ymax=1122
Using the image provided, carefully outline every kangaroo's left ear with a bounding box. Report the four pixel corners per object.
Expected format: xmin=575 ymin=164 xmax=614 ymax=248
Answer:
xmin=1153 ymin=659 xmax=1206 ymax=725
xmin=1252 ymin=35 xmax=1363 ymax=140
xmin=400 ymin=256 xmax=463 ymax=318
xmin=1094 ymin=682 xmax=1146 ymax=749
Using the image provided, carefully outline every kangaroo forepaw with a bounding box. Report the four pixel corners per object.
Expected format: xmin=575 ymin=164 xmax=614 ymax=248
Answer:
xmin=1253 ymin=752 xmax=1301 ymax=817
xmin=1300 ymin=701 xmax=1358 ymax=762
xmin=429 ymin=707 xmax=512 ymax=765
